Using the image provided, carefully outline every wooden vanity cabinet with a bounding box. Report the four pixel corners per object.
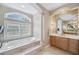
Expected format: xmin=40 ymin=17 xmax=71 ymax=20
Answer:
xmin=50 ymin=36 xmax=69 ymax=51
xmin=58 ymin=37 xmax=69 ymax=51
xmin=55 ymin=37 xmax=68 ymax=51
xmin=55 ymin=36 xmax=60 ymax=48
xmin=50 ymin=36 xmax=60 ymax=47
xmin=50 ymin=36 xmax=61 ymax=48
xmin=68 ymin=39 xmax=79 ymax=54
xmin=50 ymin=36 xmax=79 ymax=54
xmin=50 ymin=36 xmax=56 ymax=46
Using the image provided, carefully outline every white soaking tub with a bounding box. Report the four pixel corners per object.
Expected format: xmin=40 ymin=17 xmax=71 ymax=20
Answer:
xmin=0 ymin=37 xmax=41 ymax=55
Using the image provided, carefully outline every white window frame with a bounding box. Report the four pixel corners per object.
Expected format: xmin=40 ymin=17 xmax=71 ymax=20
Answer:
xmin=4 ymin=12 xmax=33 ymax=41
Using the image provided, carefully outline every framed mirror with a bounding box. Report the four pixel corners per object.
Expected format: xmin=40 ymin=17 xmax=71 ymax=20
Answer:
xmin=63 ymin=19 xmax=78 ymax=35
xmin=60 ymin=10 xmax=78 ymax=35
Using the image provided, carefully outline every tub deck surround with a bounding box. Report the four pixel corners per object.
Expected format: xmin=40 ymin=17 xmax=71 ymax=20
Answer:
xmin=0 ymin=43 xmax=41 ymax=55
xmin=0 ymin=37 xmax=41 ymax=55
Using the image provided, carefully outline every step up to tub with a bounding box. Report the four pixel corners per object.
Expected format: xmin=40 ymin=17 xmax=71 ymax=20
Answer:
xmin=17 ymin=45 xmax=41 ymax=55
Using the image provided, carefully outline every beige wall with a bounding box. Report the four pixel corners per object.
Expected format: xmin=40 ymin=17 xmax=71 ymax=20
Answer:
xmin=42 ymin=12 xmax=50 ymax=46
xmin=33 ymin=13 xmax=42 ymax=40
xmin=32 ymin=4 xmax=51 ymax=46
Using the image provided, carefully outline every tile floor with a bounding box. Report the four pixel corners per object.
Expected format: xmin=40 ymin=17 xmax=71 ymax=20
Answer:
xmin=37 ymin=46 xmax=72 ymax=55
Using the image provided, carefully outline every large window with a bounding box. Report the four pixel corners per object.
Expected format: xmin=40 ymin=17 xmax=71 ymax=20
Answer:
xmin=4 ymin=12 xmax=33 ymax=41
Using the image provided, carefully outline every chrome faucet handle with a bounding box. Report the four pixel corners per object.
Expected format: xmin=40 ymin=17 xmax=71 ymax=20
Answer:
xmin=0 ymin=42 xmax=3 ymax=48
xmin=0 ymin=25 xmax=4 ymax=34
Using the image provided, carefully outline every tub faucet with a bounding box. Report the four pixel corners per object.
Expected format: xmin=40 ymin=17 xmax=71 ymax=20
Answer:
xmin=0 ymin=42 xmax=3 ymax=48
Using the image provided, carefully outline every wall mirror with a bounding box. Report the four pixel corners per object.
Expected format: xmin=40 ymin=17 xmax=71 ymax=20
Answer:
xmin=59 ymin=8 xmax=79 ymax=35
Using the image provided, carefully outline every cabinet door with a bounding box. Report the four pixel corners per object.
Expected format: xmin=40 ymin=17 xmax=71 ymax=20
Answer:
xmin=59 ymin=37 xmax=69 ymax=51
xmin=69 ymin=39 xmax=79 ymax=54
xmin=50 ymin=36 xmax=56 ymax=46
xmin=55 ymin=36 xmax=60 ymax=48
xmin=56 ymin=37 xmax=68 ymax=51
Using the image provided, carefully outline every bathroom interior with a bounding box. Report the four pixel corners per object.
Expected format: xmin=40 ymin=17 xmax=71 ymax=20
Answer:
xmin=0 ymin=3 xmax=79 ymax=55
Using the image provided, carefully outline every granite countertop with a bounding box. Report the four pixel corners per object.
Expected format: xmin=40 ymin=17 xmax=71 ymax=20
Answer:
xmin=50 ymin=33 xmax=79 ymax=40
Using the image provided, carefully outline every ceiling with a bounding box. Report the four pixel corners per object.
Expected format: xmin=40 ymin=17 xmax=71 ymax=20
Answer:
xmin=1 ymin=3 xmax=68 ymax=15
xmin=1 ymin=3 xmax=39 ymax=15
xmin=40 ymin=3 xmax=67 ymax=11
